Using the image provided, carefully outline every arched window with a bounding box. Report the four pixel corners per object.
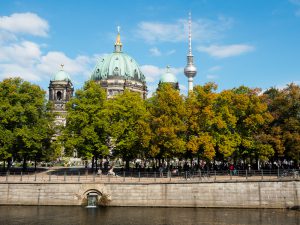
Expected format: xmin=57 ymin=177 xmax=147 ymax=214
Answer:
xmin=134 ymin=69 xmax=139 ymax=79
xmin=57 ymin=91 xmax=62 ymax=100
xmin=113 ymin=67 xmax=119 ymax=76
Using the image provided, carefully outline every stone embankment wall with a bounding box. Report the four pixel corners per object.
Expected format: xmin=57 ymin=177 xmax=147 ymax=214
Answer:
xmin=0 ymin=181 xmax=299 ymax=208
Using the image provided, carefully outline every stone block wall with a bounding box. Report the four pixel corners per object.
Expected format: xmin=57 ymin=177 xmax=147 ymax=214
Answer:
xmin=0 ymin=181 xmax=299 ymax=208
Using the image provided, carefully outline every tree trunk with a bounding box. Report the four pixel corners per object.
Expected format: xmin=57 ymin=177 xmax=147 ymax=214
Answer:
xmin=34 ymin=158 xmax=37 ymax=171
xmin=7 ymin=159 xmax=11 ymax=172
xmin=95 ymin=156 xmax=98 ymax=171
xmin=22 ymin=155 xmax=27 ymax=172
xmin=125 ymin=159 xmax=130 ymax=171
xmin=91 ymin=156 xmax=95 ymax=171
xmin=3 ymin=161 xmax=5 ymax=171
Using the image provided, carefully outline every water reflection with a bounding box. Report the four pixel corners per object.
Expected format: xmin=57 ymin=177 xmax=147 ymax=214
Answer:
xmin=0 ymin=206 xmax=299 ymax=225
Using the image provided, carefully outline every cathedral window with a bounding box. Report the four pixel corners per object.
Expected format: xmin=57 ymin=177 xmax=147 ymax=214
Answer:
xmin=134 ymin=69 xmax=139 ymax=79
xmin=57 ymin=91 xmax=62 ymax=101
xmin=113 ymin=67 xmax=119 ymax=76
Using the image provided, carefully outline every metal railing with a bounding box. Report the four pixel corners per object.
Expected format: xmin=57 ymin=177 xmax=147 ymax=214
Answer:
xmin=0 ymin=169 xmax=299 ymax=183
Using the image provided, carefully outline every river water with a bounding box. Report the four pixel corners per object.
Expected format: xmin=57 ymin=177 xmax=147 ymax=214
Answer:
xmin=0 ymin=206 xmax=299 ymax=225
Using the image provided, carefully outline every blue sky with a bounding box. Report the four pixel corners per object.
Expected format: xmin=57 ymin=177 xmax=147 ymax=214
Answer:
xmin=0 ymin=0 xmax=300 ymax=96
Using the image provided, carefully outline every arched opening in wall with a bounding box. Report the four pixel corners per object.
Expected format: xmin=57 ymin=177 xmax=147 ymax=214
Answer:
xmin=83 ymin=189 xmax=101 ymax=208
xmin=82 ymin=189 xmax=111 ymax=207
xmin=87 ymin=192 xmax=98 ymax=208
xmin=113 ymin=67 xmax=119 ymax=76
xmin=57 ymin=91 xmax=62 ymax=100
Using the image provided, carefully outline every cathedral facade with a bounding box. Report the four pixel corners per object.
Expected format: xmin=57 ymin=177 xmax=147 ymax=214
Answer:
xmin=48 ymin=66 xmax=74 ymax=126
xmin=49 ymin=13 xmax=196 ymax=126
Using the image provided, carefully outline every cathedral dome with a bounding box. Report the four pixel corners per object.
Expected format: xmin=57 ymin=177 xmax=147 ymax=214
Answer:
xmin=91 ymin=52 xmax=145 ymax=82
xmin=159 ymin=66 xmax=177 ymax=83
xmin=52 ymin=66 xmax=71 ymax=81
xmin=91 ymin=30 xmax=145 ymax=83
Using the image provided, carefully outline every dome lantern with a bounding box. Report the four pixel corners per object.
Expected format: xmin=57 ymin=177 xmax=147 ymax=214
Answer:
xmin=52 ymin=64 xmax=71 ymax=81
xmin=114 ymin=26 xmax=122 ymax=53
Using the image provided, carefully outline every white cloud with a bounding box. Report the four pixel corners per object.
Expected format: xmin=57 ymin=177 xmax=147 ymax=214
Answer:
xmin=198 ymin=44 xmax=254 ymax=58
xmin=149 ymin=47 xmax=161 ymax=56
xmin=136 ymin=16 xmax=233 ymax=44
xmin=0 ymin=13 xmax=94 ymax=83
xmin=0 ymin=13 xmax=49 ymax=37
xmin=0 ymin=41 xmax=41 ymax=65
xmin=0 ymin=30 xmax=17 ymax=43
xmin=169 ymin=67 xmax=183 ymax=76
xmin=37 ymin=52 xmax=93 ymax=78
xmin=0 ymin=63 xmax=41 ymax=81
xmin=0 ymin=47 xmax=93 ymax=82
xmin=140 ymin=65 xmax=162 ymax=82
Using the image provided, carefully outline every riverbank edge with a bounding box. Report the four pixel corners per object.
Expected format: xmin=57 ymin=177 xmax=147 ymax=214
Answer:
xmin=0 ymin=180 xmax=299 ymax=209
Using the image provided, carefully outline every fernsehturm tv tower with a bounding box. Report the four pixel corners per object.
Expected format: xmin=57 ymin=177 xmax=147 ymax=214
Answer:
xmin=184 ymin=12 xmax=197 ymax=93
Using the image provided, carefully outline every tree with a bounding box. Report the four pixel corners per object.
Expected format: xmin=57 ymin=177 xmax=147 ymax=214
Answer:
xmin=0 ymin=78 xmax=54 ymax=171
xmin=263 ymin=84 xmax=300 ymax=165
xmin=62 ymin=81 xmax=110 ymax=170
xmin=231 ymin=86 xmax=274 ymax=168
xmin=147 ymin=84 xmax=186 ymax=163
xmin=185 ymin=83 xmax=218 ymax=162
xmin=106 ymin=90 xmax=151 ymax=170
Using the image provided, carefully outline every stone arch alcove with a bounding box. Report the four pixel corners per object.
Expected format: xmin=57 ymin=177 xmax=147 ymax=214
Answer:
xmin=83 ymin=189 xmax=102 ymax=207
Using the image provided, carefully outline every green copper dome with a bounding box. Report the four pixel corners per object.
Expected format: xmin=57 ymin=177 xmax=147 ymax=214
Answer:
xmin=91 ymin=53 xmax=145 ymax=82
xmin=91 ymin=31 xmax=145 ymax=82
xmin=160 ymin=66 xmax=178 ymax=83
xmin=52 ymin=68 xmax=71 ymax=81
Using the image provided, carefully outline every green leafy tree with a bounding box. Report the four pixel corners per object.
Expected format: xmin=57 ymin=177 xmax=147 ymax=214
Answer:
xmin=231 ymin=86 xmax=274 ymax=167
xmin=148 ymin=84 xmax=186 ymax=162
xmin=0 ymin=78 xmax=54 ymax=171
xmin=106 ymin=90 xmax=151 ymax=170
xmin=62 ymin=81 xmax=109 ymax=170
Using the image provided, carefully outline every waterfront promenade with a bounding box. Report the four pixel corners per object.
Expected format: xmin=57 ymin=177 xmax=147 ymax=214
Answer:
xmin=0 ymin=167 xmax=298 ymax=183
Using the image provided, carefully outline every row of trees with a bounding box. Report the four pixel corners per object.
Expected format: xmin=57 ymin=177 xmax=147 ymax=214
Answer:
xmin=0 ymin=78 xmax=299 ymax=171
xmin=61 ymin=80 xmax=300 ymax=170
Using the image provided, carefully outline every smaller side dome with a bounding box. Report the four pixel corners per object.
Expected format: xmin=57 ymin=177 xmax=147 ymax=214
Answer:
xmin=52 ymin=65 xmax=71 ymax=81
xmin=160 ymin=66 xmax=178 ymax=83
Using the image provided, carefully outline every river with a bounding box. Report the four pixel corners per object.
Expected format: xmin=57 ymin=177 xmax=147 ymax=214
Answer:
xmin=0 ymin=206 xmax=299 ymax=225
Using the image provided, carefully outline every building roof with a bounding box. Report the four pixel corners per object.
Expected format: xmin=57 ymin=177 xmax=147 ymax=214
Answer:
xmin=159 ymin=66 xmax=178 ymax=83
xmin=52 ymin=67 xmax=71 ymax=81
xmin=90 ymin=30 xmax=145 ymax=83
